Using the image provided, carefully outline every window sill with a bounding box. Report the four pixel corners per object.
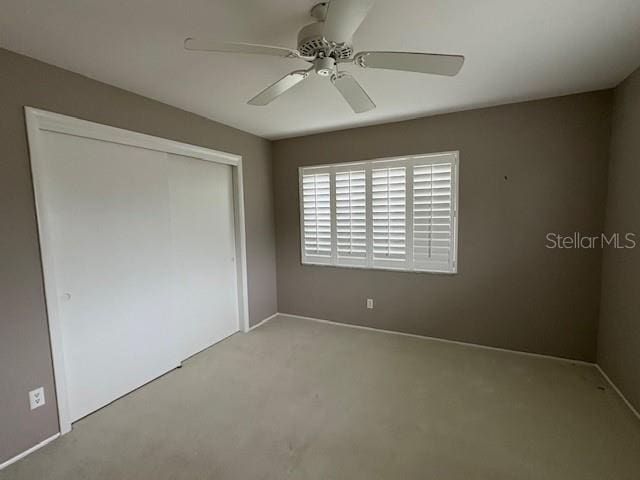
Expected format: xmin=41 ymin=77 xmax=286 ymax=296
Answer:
xmin=300 ymin=260 xmax=457 ymax=275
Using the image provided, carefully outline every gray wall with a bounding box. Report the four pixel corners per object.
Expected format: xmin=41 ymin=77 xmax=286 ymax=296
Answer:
xmin=0 ymin=48 xmax=277 ymax=464
xmin=273 ymin=91 xmax=612 ymax=362
xmin=598 ymin=66 xmax=640 ymax=412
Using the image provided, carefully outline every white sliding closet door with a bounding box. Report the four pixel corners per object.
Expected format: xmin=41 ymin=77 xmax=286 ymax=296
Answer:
xmin=168 ymin=154 xmax=239 ymax=360
xmin=38 ymin=133 xmax=240 ymax=424
xmin=41 ymin=132 xmax=178 ymax=422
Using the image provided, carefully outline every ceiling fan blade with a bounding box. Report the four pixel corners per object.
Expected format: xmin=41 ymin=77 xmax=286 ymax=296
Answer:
xmin=248 ymin=70 xmax=311 ymax=106
xmin=331 ymin=72 xmax=375 ymax=113
xmin=184 ymin=38 xmax=310 ymax=60
xmin=354 ymin=51 xmax=465 ymax=76
xmin=323 ymin=0 xmax=375 ymax=44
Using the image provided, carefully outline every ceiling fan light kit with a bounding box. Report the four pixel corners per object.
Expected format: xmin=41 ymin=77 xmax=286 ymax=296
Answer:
xmin=314 ymin=56 xmax=336 ymax=77
xmin=185 ymin=0 xmax=464 ymax=114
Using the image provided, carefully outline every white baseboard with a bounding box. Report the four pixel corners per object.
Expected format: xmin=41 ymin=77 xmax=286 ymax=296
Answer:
xmin=248 ymin=312 xmax=279 ymax=332
xmin=2 ymin=316 xmax=637 ymax=470
xmin=595 ymin=364 xmax=640 ymax=421
xmin=0 ymin=433 xmax=59 ymax=471
xmin=2 ymin=313 xmax=278 ymax=470
xmin=278 ymin=312 xmax=595 ymax=366
xmin=279 ymin=312 xmax=640 ymax=422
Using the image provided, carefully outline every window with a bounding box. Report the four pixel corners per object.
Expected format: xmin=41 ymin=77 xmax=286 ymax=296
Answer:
xmin=299 ymin=152 xmax=458 ymax=273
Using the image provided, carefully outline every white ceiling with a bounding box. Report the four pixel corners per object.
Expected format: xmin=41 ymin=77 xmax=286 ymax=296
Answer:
xmin=2 ymin=0 xmax=639 ymax=139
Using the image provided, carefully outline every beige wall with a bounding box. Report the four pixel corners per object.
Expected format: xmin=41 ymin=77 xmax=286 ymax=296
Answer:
xmin=0 ymin=48 xmax=277 ymax=464
xmin=273 ymin=91 xmax=612 ymax=362
xmin=598 ymin=66 xmax=640 ymax=412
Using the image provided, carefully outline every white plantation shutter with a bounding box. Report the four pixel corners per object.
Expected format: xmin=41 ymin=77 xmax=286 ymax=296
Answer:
xmin=335 ymin=168 xmax=367 ymax=266
xmin=412 ymin=155 xmax=457 ymax=272
xmin=300 ymin=171 xmax=332 ymax=264
xmin=299 ymin=152 xmax=457 ymax=273
xmin=372 ymin=165 xmax=407 ymax=268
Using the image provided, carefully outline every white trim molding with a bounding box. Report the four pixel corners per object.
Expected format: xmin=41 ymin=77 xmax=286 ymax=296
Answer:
xmin=25 ymin=107 xmax=250 ymax=435
xmin=595 ymin=365 xmax=640 ymax=421
xmin=0 ymin=434 xmax=60 ymax=471
xmin=248 ymin=312 xmax=279 ymax=331
xmin=26 ymin=107 xmax=241 ymax=165
xmin=277 ymin=312 xmax=594 ymax=366
xmin=276 ymin=313 xmax=640 ymax=421
xmin=196 ymin=311 xmax=640 ymax=425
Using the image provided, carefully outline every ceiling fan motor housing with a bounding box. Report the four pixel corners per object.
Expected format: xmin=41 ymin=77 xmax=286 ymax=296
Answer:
xmin=297 ymin=21 xmax=353 ymax=60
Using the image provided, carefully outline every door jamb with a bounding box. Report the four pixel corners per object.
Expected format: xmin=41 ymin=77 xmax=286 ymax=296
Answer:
xmin=25 ymin=107 xmax=250 ymax=435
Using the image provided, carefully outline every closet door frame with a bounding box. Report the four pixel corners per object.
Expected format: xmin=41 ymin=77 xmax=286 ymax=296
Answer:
xmin=25 ymin=107 xmax=250 ymax=435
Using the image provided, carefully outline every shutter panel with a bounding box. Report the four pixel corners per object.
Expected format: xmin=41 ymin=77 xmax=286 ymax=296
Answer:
xmin=372 ymin=165 xmax=407 ymax=268
xmin=412 ymin=156 xmax=456 ymax=271
xmin=301 ymin=172 xmax=332 ymax=263
xmin=300 ymin=152 xmax=458 ymax=273
xmin=335 ymin=169 xmax=367 ymax=266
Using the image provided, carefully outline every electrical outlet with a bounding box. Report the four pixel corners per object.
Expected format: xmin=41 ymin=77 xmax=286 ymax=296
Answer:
xmin=29 ymin=387 xmax=45 ymax=410
xmin=367 ymin=298 xmax=374 ymax=309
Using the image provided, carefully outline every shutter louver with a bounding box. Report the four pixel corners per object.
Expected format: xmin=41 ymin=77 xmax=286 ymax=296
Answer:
xmin=413 ymin=159 xmax=455 ymax=271
xmin=301 ymin=172 xmax=332 ymax=261
xmin=372 ymin=166 xmax=406 ymax=266
xmin=335 ymin=169 xmax=367 ymax=265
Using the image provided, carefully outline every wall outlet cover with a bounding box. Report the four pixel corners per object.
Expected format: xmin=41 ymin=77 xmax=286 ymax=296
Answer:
xmin=29 ymin=387 xmax=45 ymax=410
xmin=367 ymin=298 xmax=374 ymax=309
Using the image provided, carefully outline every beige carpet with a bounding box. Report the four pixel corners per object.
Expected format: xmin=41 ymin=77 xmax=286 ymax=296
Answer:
xmin=3 ymin=316 xmax=640 ymax=479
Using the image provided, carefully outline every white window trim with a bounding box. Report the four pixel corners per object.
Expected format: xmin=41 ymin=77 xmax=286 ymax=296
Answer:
xmin=299 ymin=151 xmax=459 ymax=275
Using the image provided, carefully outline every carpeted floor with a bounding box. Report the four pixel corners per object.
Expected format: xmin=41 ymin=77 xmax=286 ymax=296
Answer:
xmin=3 ymin=315 xmax=640 ymax=479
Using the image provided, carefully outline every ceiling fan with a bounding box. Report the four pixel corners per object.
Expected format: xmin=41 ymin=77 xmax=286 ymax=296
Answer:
xmin=184 ymin=0 xmax=464 ymax=113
